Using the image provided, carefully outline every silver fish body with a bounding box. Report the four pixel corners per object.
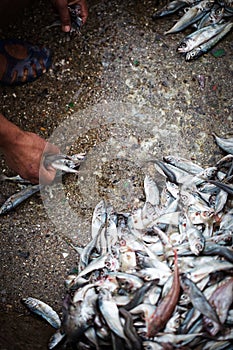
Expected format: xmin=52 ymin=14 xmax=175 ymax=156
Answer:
xmin=177 ymin=22 xmax=229 ymax=53
xmin=0 ymin=184 xmax=41 ymax=215
xmin=22 ymin=297 xmax=61 ymax=329
xmin=185 ymin=22 xmax=233 ymax=60
xmin=165 ymin=0 xmax=215 ymax=34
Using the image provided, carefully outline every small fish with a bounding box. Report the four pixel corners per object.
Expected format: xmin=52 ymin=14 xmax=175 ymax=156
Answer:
xmin=185 ymin=22 xmax=233 ymax=60
xmin=185 ymin=213 xmax=205 ymax=255
xmin=147 ymin=250 xmax=180 ymax=337
xmin=177 ymin=23 xmax=229 ymax=53
xmin=144 ymin=175 xmax=160 ymax=206
xmin=22 ymin=297 xmax=61 ymax=329
xmin=0 ymin=184 xmax=41 ymax=215
xmin=163 ymin=155 xmax=204 ymax=175
xmin=203 ymin=277 xmax=233 ymax=335
xmin=62 ymin=288 xmax=97 ymax=341
xmin=0 ymin=174 xmax=31 ymax=184
xmin=48 ymin=330 xmax=66 ymax=349
xmin=119 ymin=308 xmax=142 ymax=350
xmin=213 ymin=133 xmax=233 ymax=155
xmin=180 ymin=275 xmax=221 ymax=328
xmin=98 ymin=288 xmax=128 ymax=342
xmin=197 ymin=4 xmax=225 ymax=29
xmin=152 ymin=0 xmax=189 ymax=18
xmin=165 ymin=0 xmax=215 ymax=34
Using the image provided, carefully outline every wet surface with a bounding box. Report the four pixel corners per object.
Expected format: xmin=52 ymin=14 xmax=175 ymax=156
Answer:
xmin=0 ymin=0 xmax=233 ymax=348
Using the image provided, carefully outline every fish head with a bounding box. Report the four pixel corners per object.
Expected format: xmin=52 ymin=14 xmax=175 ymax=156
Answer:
xmin=185 ymin=47 xmax=203 ymax=61
xmin=177 ymin=39 xmax=192 ymax=53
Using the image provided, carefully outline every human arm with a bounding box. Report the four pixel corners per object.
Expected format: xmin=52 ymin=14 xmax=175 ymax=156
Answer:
xmin=51 ymin=0 xmax=88 ymax=32
xmin=0 ymin=114 xmax=60 ymax=184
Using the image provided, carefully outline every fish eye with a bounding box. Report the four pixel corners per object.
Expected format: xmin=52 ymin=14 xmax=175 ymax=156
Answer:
xmin=206 ymin=321 xmax=214 ymax=330
xmin=180 ymin=43 xmax=187 ymax=48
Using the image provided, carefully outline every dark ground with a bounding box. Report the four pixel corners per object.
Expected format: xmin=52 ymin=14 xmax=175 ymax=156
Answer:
xmin=0 ymin=0 xmax=232 ymax=349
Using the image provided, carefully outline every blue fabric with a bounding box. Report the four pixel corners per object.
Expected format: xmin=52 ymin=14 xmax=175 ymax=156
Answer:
xmin=0 ymin=39 xmax=52 ymax=85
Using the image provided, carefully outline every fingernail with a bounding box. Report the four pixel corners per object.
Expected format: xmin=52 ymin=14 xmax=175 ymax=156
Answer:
xmin=63 ymin=25 xmax=71 ymax=32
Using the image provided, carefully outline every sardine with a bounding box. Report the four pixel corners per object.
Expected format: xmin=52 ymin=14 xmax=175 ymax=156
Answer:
xmin=0 ymin=174 xmax=31 ymax=184
xmin=185 ymin=22 xmax=233 ymax=60
xmin=152 ymin=0 xmax=190 ymax=18
xmin=197 ymin=4 xmax=225 ymax=29
xmin=22 ymin=297 xmax=61 ymax=329
xmin=163 ymin=155 xmax=204 ymax=174
xmin=177 ymin=23 xmax=229 ymax=53
xmin=180 ymin=275 xmax=221 ymax=327
xmin=0 ymin=184 xmax=41 ymax=215
xmin=98 ymin=288 xmax=127 ymax=341
xmin=165 ymin=0 xmax=215 ymax=34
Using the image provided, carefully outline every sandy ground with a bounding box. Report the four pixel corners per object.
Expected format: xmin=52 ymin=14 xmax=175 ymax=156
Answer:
xmin=0 ymin=0 xmax=232 ymax=348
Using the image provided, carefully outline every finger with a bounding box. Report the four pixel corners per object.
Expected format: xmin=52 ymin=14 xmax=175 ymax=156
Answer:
xmin=79 ymin=1 xmax=88 ymax=24
xmin=53 ymin=0 xmax=71 ymax=32
xmin=39 ymin=165 xmax=57 ymax=185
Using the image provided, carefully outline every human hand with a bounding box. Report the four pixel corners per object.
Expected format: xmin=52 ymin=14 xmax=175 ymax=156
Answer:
xmin=3 ymin=130 xmax=60 ymax=185
xmin=51 ymin=0 xmax=88 ymax=32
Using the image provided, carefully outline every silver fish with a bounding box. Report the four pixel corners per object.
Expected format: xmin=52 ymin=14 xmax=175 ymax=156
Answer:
xmin=48 ymin=330 xmax=66 ymax=349
xmin=152 ymin=0 xmax=191 ymax=18
xmin=185 ymin=22 xmax=233 ymax=60
xmin=163 ymin=155 xmax=204 ymax=174
xmin=98 ymin=288 xmax=128 ymax=341
xmin=180 ymin=275 xmax=221 ymax=326
xmin=213 ymin=133 xmax=233 ymax=155
xmin=22 ymin=297 xmax=61 ymax=329
xmin=197 ymin=4 xmax=225 ymax=29
xmin=144 ymin=175 xmax=160 ymax=206
xmin=63 ymin=288 xmax=97 ymax=341
xmin=177 ymin=22 xmax=229 ymax=53
xmin=0 ymin=184 xmax=41 ymax=215
xmin=165 ymin=0 xmax=215 ymax=34
xmin=0 ymin=174 xmax=31 ymax=184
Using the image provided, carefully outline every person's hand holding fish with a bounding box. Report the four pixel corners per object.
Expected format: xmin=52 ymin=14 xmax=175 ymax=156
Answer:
xmin=0 ymin=114 xmax=60 ymax=185
xmin=51 ymin=0 xmax=88 ymax=32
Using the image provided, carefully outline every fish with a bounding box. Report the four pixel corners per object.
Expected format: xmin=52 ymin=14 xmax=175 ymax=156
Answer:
xmin=197 ymin=4 xmax=225 ymax=29
xmin=177 ymin=22 xmax=229 ymax=53
xmin=152 ymin=0 xmax=190 ymax=18
xmin=213 ymin=133 xmax=233 ymax=155
xmin=0 ymin=174 xmax=31 ymax=184
xmin=180 ymin=274 xmax=221 ymax=331
xmin=98 ymin=288 xmax=128 ymax=342
xmin=203 ymin=277 xmax=233 ymax=335
xmin=48 ymin=330 xmax=66 ymax=349
xmin=21 ymin=297 xmax=61 ymax=329
xmin=23 ymin=133 xmax=233 ymax=349
xmin=185 ymin=22 xmax=233 ymax=60
xmin=165 ymin=0 xmax=215 ymax=34
xmin=119 ymin=308 xmax=142 ymax=350
xmin=0 ymin=184 xmax=41 ymax=215
xmin=163 ymin=155 xmax=204 ymax=174
xmin=146 ymin=250 xmax=180 ymax=337
xmin=62 ymin=288 xmax=98 ymax=342
xmin=144 ymin=175 xmax=160 ymax=206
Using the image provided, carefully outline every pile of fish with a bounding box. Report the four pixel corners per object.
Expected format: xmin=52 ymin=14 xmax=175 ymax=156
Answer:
xmin=0 ymin=152 xmax=85 ymax=215
xmin=20 ymin=134 xmax=233 ymax=349
xmin=152 ymin=0 xmax=233 ymax=60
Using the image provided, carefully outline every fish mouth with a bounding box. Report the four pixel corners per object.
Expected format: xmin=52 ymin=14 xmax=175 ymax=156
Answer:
xmin=177 ymin=46 xmax=186 ymax=53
